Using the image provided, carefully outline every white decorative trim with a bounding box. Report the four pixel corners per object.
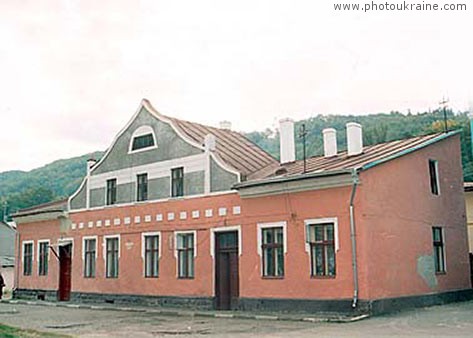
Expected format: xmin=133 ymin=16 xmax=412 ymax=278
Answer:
xmin=303 ymin=217 xmax=339 ymax=253
xmin=232 ymin=206 xmax=241 ymax=215
xmin=96 ymin=220 xmax=102 ymax=228
xmin=174 ymin=230 xmax=197 ymax=258
xmin=82 ymin=236 xmax=98 ymax=260
xmin=114 ymin=218 xmax=121 ymax=226
xmin=205 ymin=209 xmax=213 ymax=218
xmin=180 ymin=212 xmax=187 ymax=220
xmin=210 ymin=225 xmax=242 ymax=257
xmin=192 ymin=210 xmax=200 ymax=219
xmin=256 ymin=221 xmax=287 ymax=257
xmin=88 ymin=221 xmax=93 ymax=228
xmin=79 ymin=222 xmax=84 ymax=229
xmin=105 ymin=219 xmax=111 ymax=227
xmin=209 ymin=152 xmax=241 ymax=183
xmin=134 ymin=216 xmax=141 ymax=224
xmin=124 ymin=217 xmax=131 ymax=225
xmin=167 ymin=212 xmax=175 ymax=221
xmin=218 ymin=207 xmax=227 ymax=216
xmin=68 ymin=177 xmax=87 ymax=211
xmin=103 ymin=234 xmax=121 ymax=261
xmin=37 ymin=239 xmax=50 ymax=262
xmin=204 ymin=152 xmax=211 ymax=194
xmin=144 ymin=215 xmax=151 ymax=223
xmin=156 ymin=214 xmax=163 ymax=222
xmin=88 ymin=153 xmax=206 ymax=190
xmin=128 ymin=125 xmax=158 ymax=154
xmin=71 ymin=223 xmax=77 ymax=230
xmin=141 ymin=231 xmax=162 ymax=260
xmin=21 ymin=240 xmax=34 ymax=265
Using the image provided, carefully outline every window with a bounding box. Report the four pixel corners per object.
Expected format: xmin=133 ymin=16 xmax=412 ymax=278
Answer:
xmin=137 ymin=173 xmax=148 ymax=202
xmin=23 ymin=242 xmax=33 ymax=276
xmin=84 ymin=238 xmax=96 ymax=278
xmin=176 ymin=232 xmax=195 ymax=278
xmin=105 ymin=237 xmax=119 ymax=278
xmin=144 ymin=234 xmax=160 ymax=278
xmin=429 ymin=159 xmax=440 ymax=195
xmin=308 ymin=223 xmax=336 ymax=277
xmin=106 ymin=179 xmax=117 ymax=205
xmin=132 ymin=133 xmax=155 ymax=151
xmin=433 ymin=227 xmax=446 ymax=273
xmin=171 ymin=167 xmax=184 ymax=197
xmin=38 ymin=241 xmax=49 ymax=276
xmin=261 ymin=227 xmax=284 ymax=277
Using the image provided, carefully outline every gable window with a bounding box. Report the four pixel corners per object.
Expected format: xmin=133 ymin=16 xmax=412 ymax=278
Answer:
xmin=23 ymin=242 xmax=33 ymax=276
xmin=432 ymin=227 xmax=446 ymax=273
xmin=143 ymin=234 xmax=160 ymax=278
xmin=106 ymin=179 xmax=117 ymax=205
xmin=38 ymin=241 xmax=49 ymax=276
xmin=129 ymin=125 xmax=157 ymax=153
xmin=176 ymin=232 xmax=195 ymax=278
xmin=308 ymin=223 xmax=336 ymax=277
xmin=137 ymin=173 xmax=148 ymax=202
xmin=171 ymin=167 xmax=184 ymax=197
xmin=429 ymin=159 xmax=440 ymax=195
xmin=261 ymin=227 xmax=284 ymax=277
xmin=84 ymin=238 xmax=96 ymax=278
xmin=105 ymin=236 xmax=119 ymax=278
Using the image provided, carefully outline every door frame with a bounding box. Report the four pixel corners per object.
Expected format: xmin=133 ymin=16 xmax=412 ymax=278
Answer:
xmin=57 ymin=238 xmax=73 ymax=301
xmin=211 ymin=226 xmax=241 ymax=309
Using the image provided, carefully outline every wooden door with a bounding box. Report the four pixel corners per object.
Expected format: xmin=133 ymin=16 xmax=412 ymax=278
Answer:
xmin=215 ymin=231 xmax=239 ymax=310
xmin=58 ymin=244 xmax=72 ymax=301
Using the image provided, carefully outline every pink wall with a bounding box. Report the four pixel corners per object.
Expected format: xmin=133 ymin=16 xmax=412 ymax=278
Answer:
xmin=357 ymin=134 xmax=471 ymax=300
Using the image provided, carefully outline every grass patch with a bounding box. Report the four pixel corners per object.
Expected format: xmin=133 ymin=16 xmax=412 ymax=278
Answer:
xmin=0 ymin=324 xmax=71 ymax=338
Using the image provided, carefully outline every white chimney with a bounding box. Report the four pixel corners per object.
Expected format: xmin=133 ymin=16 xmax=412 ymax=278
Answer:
xmin=87 ymin=159 xmax=97 ymax=176
xmin=346 ymin=122 xmax=363 ymax=156
xmin=204 ymin=134 xmax=216 ymax=152
xmin=322 ymin=128 xmax=337 ymax=157
xmin=219 ymin=121 xmax=232 ymax=130
xmin=279 ymin=118 xmax=295 ymax=164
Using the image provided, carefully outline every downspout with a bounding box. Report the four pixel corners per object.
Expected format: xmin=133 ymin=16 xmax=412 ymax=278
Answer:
xmin=349 ymin=168 xmax=359 ymax=308
xmin=14 ymin=230 xmax=20 ymax=293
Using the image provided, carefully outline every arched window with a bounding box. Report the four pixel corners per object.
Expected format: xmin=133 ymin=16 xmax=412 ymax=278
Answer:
xmin=129 ymin=126 xmax=157 ymax=153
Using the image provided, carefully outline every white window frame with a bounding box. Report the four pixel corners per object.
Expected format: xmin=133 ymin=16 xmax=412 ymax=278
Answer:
xmin=128 ymin=125 xmax=158 ymax=154
xmin=141 ymin=231 xmax=162 ymax=277
xmin=37 ymin=239 xmax=50 ymax=276
xmin=105 ymin=177 xmax=118 ymax=206
xmin=303 ymin=217 xmax=339 ymax=253
xmin=22 ymin=240 xmax=34 ymax=275
xmin=433 ymin=226 xmax=447 ymax=273
xmin=210 ymin=225 xmax=242 ymax=257
xmin=82 ymin=236 xmax=98 ymax=278
xmin=257 ymin=221 xmax=287 ymax=276
xmin=57 ymin=237 xmax=74 ymax=259
xmin=174 ymin=230 xmax=197 ymax=278
xmin=429 ymin=159 xmax=441 ymax=195
xmin=103 ymin=235 xmax=120 ymax=278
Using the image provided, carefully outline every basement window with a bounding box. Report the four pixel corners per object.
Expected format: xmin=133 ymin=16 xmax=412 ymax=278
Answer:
xmin=429 ymin=159 xmax=440 ymax=195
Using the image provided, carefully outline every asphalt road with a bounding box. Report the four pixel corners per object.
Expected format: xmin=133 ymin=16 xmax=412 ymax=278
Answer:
xmin=1 ymin=300 xmax=473 ymax=337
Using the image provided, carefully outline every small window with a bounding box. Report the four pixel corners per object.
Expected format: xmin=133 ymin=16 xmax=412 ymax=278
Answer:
xmin=429 ymin=159 xmax=440 ymax=195
xmin=144 ymin=235 xmax=159 ymax=278
xmin=308 ymin=223 xmax=336 ymax=277
xmin=261 ymin=227 xmax=284 ymax=277
xmin=84 ymin=238 xmax=96 ymax=278
xmin=171 ymin=167 xmax=184 ymax=197
xmin=106 ymin=237 xmax=119 ymax=278
xmin=23 ymin=242 xmax=33 ymax=276
xmin=137 ymin=174 xmax=148 ymax=202
xmin=38 ymin=241 xmax=49 ymax=276
xmin=106 ymin=179 xmax=117 ymax=205
xmin=433 ymin=227 xmax=446 ymax=273
xmin=176 ymin=233 xmax=194 ymax=278
xmin=132 ymin=133 xmax=155 ymax=151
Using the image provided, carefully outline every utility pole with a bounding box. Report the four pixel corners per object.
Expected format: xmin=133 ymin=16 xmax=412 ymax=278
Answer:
xmin=439 ymin=97 xmax=449 ymax=133
xmin=299 ymin=123 xmax=307 ymax=173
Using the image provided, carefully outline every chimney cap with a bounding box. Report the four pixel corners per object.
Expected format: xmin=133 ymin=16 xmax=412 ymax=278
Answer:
xmin=219 ymin=121 xmax=232 ymax=130
xmin=323 ymin=128 xmax=336 ymax=134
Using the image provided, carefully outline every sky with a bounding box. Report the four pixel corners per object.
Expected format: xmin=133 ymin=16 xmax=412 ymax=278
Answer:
xmin=0 ymin=0 xmax=472 ymax=172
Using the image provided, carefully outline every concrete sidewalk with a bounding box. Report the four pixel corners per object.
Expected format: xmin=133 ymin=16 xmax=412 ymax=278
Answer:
xmin=0 ymin=298 xmax=369 ymax=323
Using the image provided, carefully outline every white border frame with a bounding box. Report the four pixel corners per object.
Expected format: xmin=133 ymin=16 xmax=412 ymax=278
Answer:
xmin=57 ymin=237 xmax=74 ymax=259
xmin=256 ymin=221 xmax=287 ymax=277
xmin=82 ymin=236 xmax=98 ymax=278
xmin=433 ymin=225 xmax=447 ymax=273
xmin=174 ymin=230 xmax=197 ymax=278
xmin=128 ymin=125 xmax=158 ymax=154
xmin=429 ymin=159 xmax=441 ymax=196
xmin=141 ymin=231 xmax=162 ymax=277
xmin=103 ymin=234 xmax=120 ymax=278
xmin=37 ymin=239 xmax=50 ymax=276
xmin=303 ymin=217 xmax=339 ymax=253
xmin=21 ymin=240 xmax=34 ymax=274
xmin=210 ymin=225 xmax=242 ymax=257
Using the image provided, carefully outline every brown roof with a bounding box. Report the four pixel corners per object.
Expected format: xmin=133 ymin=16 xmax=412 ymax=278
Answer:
xmin=165 ymin=116 xmax=278 ymax=177
xmin=271 ymin=132 xmax=456 ymax=178
xmin=13 ymin=198 xmax=68 ymax=217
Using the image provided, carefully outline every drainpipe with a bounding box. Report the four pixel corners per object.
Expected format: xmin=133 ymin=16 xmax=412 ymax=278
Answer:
xmin=14 ymin=230 xmax=20 ymax=292
xmin=349 ymin=169 xmax=359 ymax=308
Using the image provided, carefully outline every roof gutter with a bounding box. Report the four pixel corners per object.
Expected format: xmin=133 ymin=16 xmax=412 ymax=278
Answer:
xmin=349 ymin=168 xmax=360 ymax=308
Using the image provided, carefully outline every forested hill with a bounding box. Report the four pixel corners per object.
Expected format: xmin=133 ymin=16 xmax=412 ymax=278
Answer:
xmin=1 ymin=109 xmax=472 ymax=220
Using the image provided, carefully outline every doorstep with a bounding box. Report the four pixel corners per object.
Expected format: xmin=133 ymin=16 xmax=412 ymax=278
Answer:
xmin=0 ymin=298 xmax=369 ymax=323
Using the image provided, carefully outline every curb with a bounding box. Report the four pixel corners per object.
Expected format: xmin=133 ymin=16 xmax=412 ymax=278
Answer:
xmin=0 ymin=299 xmax=370 ymax=323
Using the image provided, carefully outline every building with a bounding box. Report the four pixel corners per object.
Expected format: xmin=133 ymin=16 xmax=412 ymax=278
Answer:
xmin=13 ymin=99 xmax=472 ymax=315
xmin=0 ymin=220 xmax=16 ymax=294
xmin=464 ymin=183 xmax=473 ymax=252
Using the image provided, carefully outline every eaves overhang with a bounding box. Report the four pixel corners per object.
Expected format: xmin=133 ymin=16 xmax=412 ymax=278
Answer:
xmin=12 ymin=210 xmax=68 ymax=224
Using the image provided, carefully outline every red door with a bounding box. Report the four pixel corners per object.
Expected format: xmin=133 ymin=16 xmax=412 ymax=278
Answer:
xmin=215 ymin=231 xmax=239 ymax=310
xmin=58 ymin=244 xmax=72 ymax=301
